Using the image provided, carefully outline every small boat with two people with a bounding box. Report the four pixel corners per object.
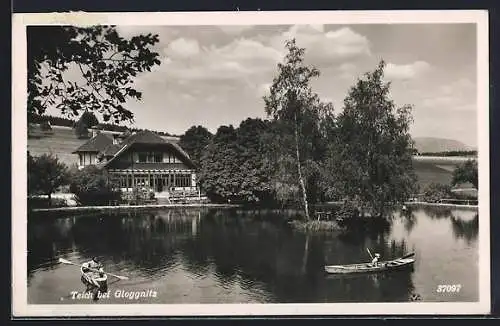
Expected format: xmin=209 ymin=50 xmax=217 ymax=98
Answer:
xmin=58 ymin=257 xmax=129 ymax=299
xmin=324 ymin=251 xmax=415 ymax=275
xmin=80 ymin=257 xmax=108 ymax=292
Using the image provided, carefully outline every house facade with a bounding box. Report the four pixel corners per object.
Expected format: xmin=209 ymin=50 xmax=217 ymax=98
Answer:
xmin=73 ymin=129 xmax=197 ymax=193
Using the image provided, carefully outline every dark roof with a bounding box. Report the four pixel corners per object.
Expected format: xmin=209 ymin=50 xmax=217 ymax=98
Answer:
xmin=101 ymin=143 xmax=122 ymax=157
xmin=102 ymin=130 xmax=195 ymax=168
xmin=72 ymin=133 xmax=113 ymax=153
xmin=122 ymin=130 xmax=167 ymax=145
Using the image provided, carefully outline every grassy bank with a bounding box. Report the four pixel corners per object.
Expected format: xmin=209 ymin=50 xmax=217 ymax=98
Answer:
xmin=288 ymin=219 xmax=342 ymax=232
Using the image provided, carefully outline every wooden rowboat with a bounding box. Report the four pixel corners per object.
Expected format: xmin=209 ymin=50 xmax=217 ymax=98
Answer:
xmin=80 ymin=263 xmax=108 ymax=291
xmin=324 ymin=252 xmax=415 ymax=274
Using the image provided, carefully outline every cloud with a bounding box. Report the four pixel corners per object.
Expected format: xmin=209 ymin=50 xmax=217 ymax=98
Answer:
xmin=337 ymin=62 xmax=358 ymax=79
xmin=440 ymin=77 xmax=475 ymax=95
xmin=155 ymin=38 xmax=282 ymax=83
xmin=385 ymin=61 xmax=431 ymax=80
xmin=422 ymin=77 xmax=476 ymax=112
xmin=164 ymin=38 xmax=200 ymax=59
xmin=181 ymin=93 xmax=196 ymax=101
xmin=270 ymin=26 xmax=371 ymax=64
xmin=217 ymin=25 xmax=254 ymax=35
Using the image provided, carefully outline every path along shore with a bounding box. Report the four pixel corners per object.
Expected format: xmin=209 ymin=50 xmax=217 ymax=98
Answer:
xmin=30 ymin=200 xmax=478 ymax=213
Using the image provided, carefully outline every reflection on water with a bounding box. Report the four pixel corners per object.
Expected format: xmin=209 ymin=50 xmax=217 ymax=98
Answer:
xmin=27 ymin=206 xmax=479 ymax=304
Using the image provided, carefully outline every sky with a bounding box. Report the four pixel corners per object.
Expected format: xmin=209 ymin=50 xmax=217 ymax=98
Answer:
xmin=48 ymin=23 xmax=478 ymax=147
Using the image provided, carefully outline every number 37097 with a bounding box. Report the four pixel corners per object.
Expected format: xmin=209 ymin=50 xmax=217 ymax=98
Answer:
xmin=436 ymin=284 xmax=461 ymax=293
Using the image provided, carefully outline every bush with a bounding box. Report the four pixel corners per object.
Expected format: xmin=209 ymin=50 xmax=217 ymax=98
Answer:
xmin=28 ymin=197 xmax=68 ymax=209
xmin=28 ymin=152 xmax=70 ymax=206
xmin=289 ymin=220 xmax=341 ymax=232
xmin=422 ymin=183 xmax=453 ymax=203
xmin=70 ymin=166 xmax=121 ymax=206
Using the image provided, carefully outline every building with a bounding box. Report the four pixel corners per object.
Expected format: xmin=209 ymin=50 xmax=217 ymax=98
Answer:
xmin=72 ymin=128 xmax=197 ymax=194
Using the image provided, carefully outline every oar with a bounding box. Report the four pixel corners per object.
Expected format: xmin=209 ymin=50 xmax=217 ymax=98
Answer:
xmin=58 ymin=258 xmax=129 ymax=280
xmin=366 ymin=248 xmax=374 ymax=260
xmin=400 ymin=252 xmax=415 ymax=260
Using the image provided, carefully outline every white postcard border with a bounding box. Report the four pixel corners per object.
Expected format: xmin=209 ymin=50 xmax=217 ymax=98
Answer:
xmin=12 ymin=10 xmax=490 ymax=317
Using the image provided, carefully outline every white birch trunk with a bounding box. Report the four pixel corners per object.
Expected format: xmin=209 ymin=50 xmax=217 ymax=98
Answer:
xmin=294 ymin=113 xmax=310 ymax=221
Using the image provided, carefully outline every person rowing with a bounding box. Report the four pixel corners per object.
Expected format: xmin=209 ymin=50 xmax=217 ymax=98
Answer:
xmin=82 ymin=257 xmax=103 ymax=275
xmin=371 ymin=253 xmax=381 ymax=267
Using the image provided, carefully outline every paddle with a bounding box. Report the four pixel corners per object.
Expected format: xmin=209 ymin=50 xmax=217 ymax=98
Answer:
xmin=399 ymin=252 xmax=415 ymax=260
xmin=366 ymin=248 xmax=374 ymax=260
xmin=58 ymin=258 xmax=129 ymax=280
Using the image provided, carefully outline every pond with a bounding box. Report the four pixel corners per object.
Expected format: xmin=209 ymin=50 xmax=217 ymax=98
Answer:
xmin=27 ymin=206 xmax=479 ymax=304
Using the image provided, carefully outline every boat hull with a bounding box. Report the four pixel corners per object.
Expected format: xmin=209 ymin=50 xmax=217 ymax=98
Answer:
xmin=80 ymin=265 xmax=108 ymax=291
xmin=324 ymin=255 xmax=415 ymax=275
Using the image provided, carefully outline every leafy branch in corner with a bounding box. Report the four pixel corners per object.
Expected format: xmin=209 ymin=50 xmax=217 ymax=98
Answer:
xmin=27 ymin=25 xmax=161 ymax=124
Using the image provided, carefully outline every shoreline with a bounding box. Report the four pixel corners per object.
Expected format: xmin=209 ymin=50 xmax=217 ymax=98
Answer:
xmin=404 ymin=201 xmax=478 ymax=209
xmin=30 ymin=200 xmax=478 ymax=213
xmin=30 ymin=203 xmax=242 ymax=212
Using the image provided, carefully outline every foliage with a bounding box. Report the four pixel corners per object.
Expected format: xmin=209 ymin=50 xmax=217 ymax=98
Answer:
xmin=40 ymin=120 xmax=52 ymax=132
xmin=198 ymin=119 xmax=275 ymax=204
xmin=27 ymin=25 xmax=161 ymax=123
xmin=289 ymin=220 xmax=341 ymax=232
xmin=421 ymin=183 xmax=454 ymax=203
xmin=74 ymin=120 xmax=90 ymax=139
xmin=70 ymin=165 xmax=121 ymax=206
xmin=73 ymin=111 xmax=99 ymax=139
xmin=198 ymin=125 xmax=238 ymax=203
xmin=179 ymin=126 xmax=213 ymax=168
xmin=28 ymin=112 xmax=175 ymax=136
xmin=27 ymin=197 xmax=68 ymax=209
xmin=263 ymin=38 xmax=334 ymax=220
xmin=28 ymin=152 xmax=70 ymax=206
xmin=323 ymin=61 xmax=417 ymax=218
xmin=452 ymin=159 xmax=478 ymax=189
xmin=80 ymin=111 xmax=99 ymax=128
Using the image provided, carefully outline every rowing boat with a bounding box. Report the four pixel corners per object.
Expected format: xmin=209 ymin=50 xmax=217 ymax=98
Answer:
xmin=324 ymin=252 xmax=415 ymax=274
xmin=80 ymin=263 xmax=108 ymax=291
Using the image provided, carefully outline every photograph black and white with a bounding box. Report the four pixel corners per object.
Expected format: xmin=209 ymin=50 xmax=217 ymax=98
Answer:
xmin=12 ymin=11 xmax=490 ymax=316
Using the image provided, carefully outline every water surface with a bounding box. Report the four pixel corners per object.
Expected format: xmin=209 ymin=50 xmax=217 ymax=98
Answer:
xmin=27 ymin=206 xmax=479 ymax=304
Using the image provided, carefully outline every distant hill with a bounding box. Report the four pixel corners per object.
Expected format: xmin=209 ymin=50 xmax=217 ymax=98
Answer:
xmin=413 ymin=137 xmax=472 ymax=154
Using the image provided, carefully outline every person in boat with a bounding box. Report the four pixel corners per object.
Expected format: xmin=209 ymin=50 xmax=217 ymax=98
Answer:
xmin=83 ymin=257 xmax=103 ymax=274
xmin=96 ymin=267 xmax=106 ymax=280
xmin=371 ymin=253 xmax=381 ymax=266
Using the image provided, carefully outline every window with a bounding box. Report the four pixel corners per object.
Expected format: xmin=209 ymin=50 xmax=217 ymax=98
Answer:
xmin=138 ymin=152 xmax=147 ymax=163
xmin=79 ymin=154 xmax=83 ymax=166
xmin=137 ymin=152 xmax=163 ymax=163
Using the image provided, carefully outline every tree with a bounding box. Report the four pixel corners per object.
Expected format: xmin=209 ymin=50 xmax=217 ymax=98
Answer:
xmin=198 ymin=125 xmax=239 ymax=203
xmin=263 ymin=38 xmax=334 ymax=220
xmin=28 ymin=153 xmax=70 ymax=206
xmin=325 ymin=61 xmax=417 ymax=218
xmin=70 ymin=165 xmax=121 ymax=206
xmin=74 ymin=120 xmax=90 ymax=139
xmin=80 ymin=111 xmax=99 ymax=128
xmin=179 ymin=126 xmax=213 ymax=168
xmin=198 ymin=119 xmax=275 ymax=204
xmin=233 ymin=118 xmax=274 ymax=203
xmin=74 ymin=111 xmax=99 ymax=139
xmin=452 ymin=159 xmax=478 ymax=189
xmin=27 ymin=26 xmax=161 ymax=123
xmin=422 ymin=183 xmax=453 ymax=203
xmin=40 ymin=120 xmax=52 ymax=132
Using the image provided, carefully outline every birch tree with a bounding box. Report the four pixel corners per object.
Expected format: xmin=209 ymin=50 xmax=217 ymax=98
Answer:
xmin=264 ymin=39 xmax=333 ymax=220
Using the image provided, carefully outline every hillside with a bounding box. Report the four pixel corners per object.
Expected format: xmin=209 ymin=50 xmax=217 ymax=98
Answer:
xmin=413 ymin=137 xmax=472 ymax=153
xmin=28 ymin=126 xmax=88 ymax=167
xmin=28 ymin=125 xmax=180 ymax=167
